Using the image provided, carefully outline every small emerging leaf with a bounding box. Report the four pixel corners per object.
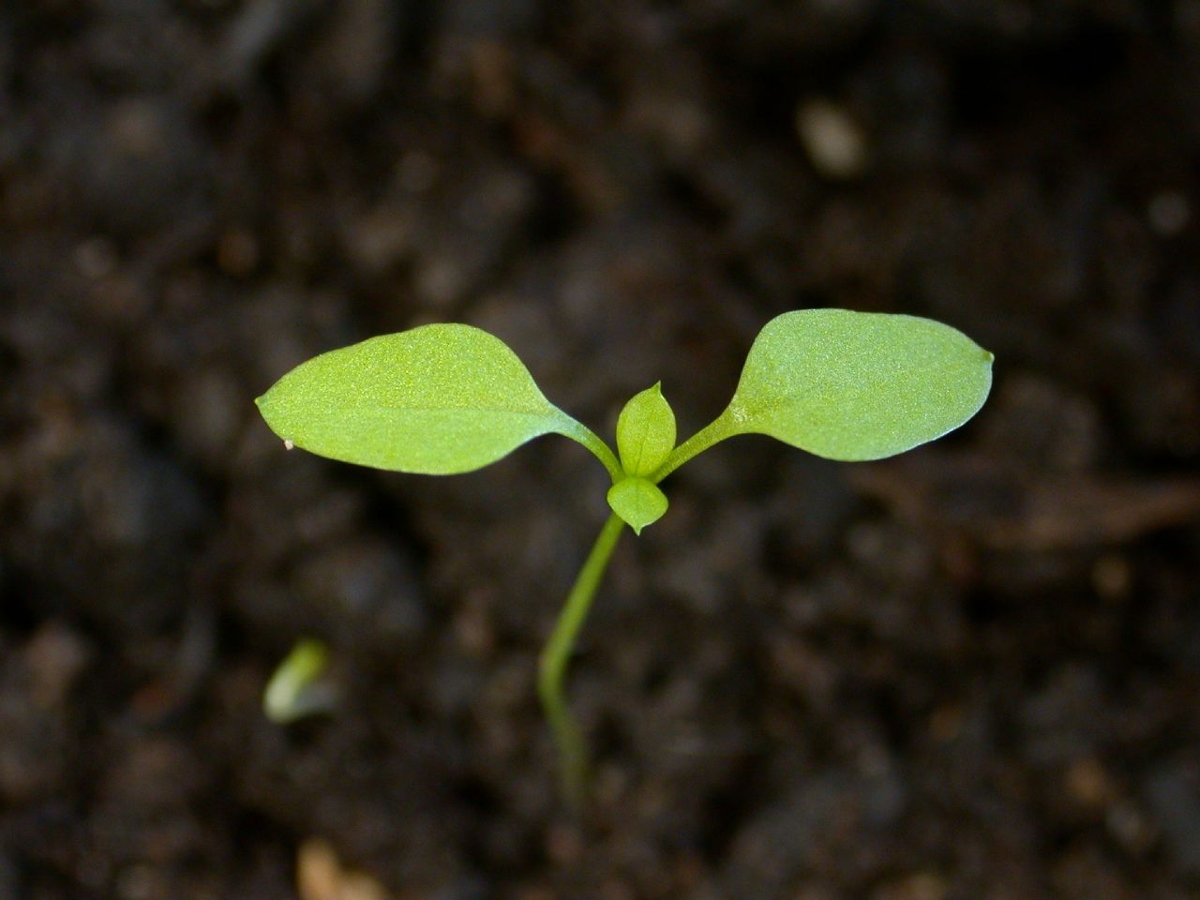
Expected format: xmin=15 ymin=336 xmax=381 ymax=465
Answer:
xmin=264 ymin=639 xmax=338 ymax=723
xmin=615 ymin=382 xmax=676 ymax=477
xmin=256 ymin=324 xmax=581 ymax=474
xmin=607 ymin=477 xmax=668 ymax=534
xmin=725 ymin=309 xmax=993 ymax=461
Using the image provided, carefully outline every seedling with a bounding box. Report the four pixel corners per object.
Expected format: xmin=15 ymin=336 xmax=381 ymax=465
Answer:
xmin=263 ymin=638 xmax=339 ymax=723
xmin=256 ymin=308 xmax=993 ymax=805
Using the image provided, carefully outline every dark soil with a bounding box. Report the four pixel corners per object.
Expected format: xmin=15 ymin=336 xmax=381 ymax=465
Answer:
xmin=3 ymin=2 xmax=1200 ymax=898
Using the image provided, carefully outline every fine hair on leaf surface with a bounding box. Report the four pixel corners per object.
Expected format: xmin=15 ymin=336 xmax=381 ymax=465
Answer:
xmin=724 ymin=309 xmax=993 ymax=460
xmin=255 ymin=324 xmax=620 ymax=477
xmin=256 ymin=308 xmax=993 ymax=807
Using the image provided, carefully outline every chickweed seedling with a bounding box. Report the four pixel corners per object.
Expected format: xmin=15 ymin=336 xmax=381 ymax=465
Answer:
xmin=263 ymin=638 xmax=339 ymax=724
xmin=257 ymin=308 xmax=993 ymax=806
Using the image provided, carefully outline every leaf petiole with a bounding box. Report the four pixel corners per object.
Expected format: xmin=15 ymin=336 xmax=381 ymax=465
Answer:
xmin=651 ymin=410 xmax=737 ymax=482
xmin=552 ymin=414 xmax=624 ymax=483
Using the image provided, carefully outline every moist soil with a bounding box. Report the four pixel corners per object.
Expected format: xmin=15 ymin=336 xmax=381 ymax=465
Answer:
xmin=3 ymin=3 xmax=1200 ymax=899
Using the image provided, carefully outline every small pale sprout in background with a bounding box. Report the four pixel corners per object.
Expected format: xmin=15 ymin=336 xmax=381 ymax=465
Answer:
xmin=264 ymin=638 xmax=339 ymax=723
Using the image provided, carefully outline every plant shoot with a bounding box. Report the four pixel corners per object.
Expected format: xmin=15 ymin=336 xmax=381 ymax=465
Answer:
xmin=256 ymin=309 xmax=993 ymax=805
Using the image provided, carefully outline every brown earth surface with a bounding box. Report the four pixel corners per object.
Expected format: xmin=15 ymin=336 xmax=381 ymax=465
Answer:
xmin=2 ymin=2 xmax=1200 ymax=898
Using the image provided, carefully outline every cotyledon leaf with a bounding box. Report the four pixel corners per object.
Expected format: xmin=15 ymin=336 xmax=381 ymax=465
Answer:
xmin=722 ymin=309 xmax=994 ymax=461
xmin=256 ymin=324 xmax=588 ymax=474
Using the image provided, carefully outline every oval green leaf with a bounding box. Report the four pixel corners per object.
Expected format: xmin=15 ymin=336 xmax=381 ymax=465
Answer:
xmin=606 ymin=476 xmax=668 ymax=535
xmin=615 ymin=382 xmax=676 ymax=477
xmin=724 ymin=309 xmax=993 ymax=461
xmin=256 ymin=324 xmax=578 ymax=474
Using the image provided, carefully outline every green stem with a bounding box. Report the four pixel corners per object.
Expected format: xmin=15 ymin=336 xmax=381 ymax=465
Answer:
xmin=538 ymin=511 xmax=626 ymax=808
xmin=554 ymin=415 xmax=623 ymax=483
xmin=651 ymin=408 xmax=738 ymax=482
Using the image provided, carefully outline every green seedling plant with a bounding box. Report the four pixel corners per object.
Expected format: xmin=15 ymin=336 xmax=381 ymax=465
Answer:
xmin=263 ymin=638 xmax=339 ymax=724
xmin=256 ymin=308 xmax=993 ymax=805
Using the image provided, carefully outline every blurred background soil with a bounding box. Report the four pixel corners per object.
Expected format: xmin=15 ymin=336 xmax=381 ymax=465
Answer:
xmin=3 ymin=2 xmax=1200 ymax=898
